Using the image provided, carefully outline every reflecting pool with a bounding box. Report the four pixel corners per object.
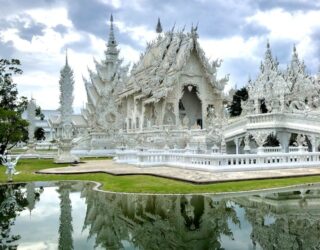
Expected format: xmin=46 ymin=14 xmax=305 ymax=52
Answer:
xmin=0 ymin=181 xmax=320 ymax=249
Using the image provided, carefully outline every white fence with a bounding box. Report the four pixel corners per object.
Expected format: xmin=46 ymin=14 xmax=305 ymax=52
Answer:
xmin=262 ymin=146 xmax=308 ymax=154
xmin=116 ymin=149 xmax=320 ymax=172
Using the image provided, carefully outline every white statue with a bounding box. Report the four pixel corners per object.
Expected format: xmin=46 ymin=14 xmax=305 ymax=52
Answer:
xmin=0 ymin=155 xmax=21 ymax=182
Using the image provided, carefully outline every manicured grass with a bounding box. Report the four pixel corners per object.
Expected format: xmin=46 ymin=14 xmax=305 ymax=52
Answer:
xmin=1 ymin=158 xmax=320 ymax=194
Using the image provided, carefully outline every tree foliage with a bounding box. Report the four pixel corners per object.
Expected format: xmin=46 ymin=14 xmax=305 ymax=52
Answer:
xmin=0 ymin=59 xmax=28 ymax=155
xmin=35 ymin=106 xmax=45 ymax=120
xmin=0 ymin=184 xmax=28 ymax=248
xmin=228 ymin=87 xmax=248 ymax=117
xmin=34 ymin=127 xmax=46 ymax=141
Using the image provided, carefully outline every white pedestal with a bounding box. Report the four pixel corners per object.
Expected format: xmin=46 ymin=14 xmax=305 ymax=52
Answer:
xmin=54 ymin=139 xmax=79 ymax=164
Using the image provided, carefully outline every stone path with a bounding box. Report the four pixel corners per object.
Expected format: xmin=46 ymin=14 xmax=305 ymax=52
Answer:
xmin=36 ymin=160 xmax=320 ymax=184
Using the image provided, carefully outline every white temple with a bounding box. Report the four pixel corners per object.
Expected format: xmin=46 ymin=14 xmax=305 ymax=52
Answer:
xmin=45 ymin=15 xmax=320 ymax=169
xmin=72 ymin=15 xmax=231 ymax=154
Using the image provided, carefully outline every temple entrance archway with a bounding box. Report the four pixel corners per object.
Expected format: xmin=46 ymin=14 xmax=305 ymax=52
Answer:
xmin=179 ymin=85 xmax=202 ymax=129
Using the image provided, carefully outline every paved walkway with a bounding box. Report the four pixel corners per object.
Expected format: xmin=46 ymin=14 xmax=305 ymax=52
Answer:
xmin=36 ymin=160 xmax=320 ymax=184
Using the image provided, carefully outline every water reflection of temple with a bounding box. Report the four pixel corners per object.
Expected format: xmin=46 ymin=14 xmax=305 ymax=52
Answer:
xmin=2 ymin=182 xmax=320 ymax=249
xmin=234 ymin=189 xmax=320 ymax=250
xmin=81 ymin=185 xmax=239 ymax=249
xmin=80 ymin=183 xmax=320 ymax=250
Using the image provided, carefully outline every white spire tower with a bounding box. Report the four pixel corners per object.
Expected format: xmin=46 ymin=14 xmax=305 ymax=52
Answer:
xmin=105 ymin=14 xmax=119 ymax=63
xmin=26 ymin=98 xmax=37 ymax=153
xmin=54 ymin=51 xmax=79 ymax=163
xmin=59 ymin=49 xmax=74 ymax=123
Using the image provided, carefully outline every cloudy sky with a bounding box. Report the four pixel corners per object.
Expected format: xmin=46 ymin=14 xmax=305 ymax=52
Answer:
xmin=1 ymin=0 xmax=320 ymax=113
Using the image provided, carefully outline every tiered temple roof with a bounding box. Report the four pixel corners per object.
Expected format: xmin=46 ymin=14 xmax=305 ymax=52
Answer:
xmin=118 ymin=25 xmax=228 ymax=102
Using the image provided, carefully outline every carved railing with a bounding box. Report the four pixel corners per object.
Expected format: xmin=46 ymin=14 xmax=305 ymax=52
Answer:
xmin=247 ymin=113 xmax=282 ymax=124
xmin=262 ymin=146 xmax=282 ymax=153
xmin=225 ymin=112 xmax=320 ymax=140
xmin=116 ymin=150 xmax=320 ymax=171
xmin=261 ymin=146 xmax=308 ymax=153
xmin=289 ymin=146 xmax=308 ymax=153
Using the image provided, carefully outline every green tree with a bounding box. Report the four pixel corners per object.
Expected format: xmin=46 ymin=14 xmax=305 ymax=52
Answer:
xmin=228 ymin=87 xmax=248 ymax=117
xmin=0 ymin=184 xmax=29 ymax=249
xmin=34 ymin=127 xmax=46 ymax=141
xmin=35 ymin=106 xmax=45 ymax=120
xmin=0 ymin=59 xmax=28 ymax=155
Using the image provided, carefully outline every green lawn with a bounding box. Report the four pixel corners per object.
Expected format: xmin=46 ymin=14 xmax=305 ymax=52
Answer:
xmin=1 ymin=158 xmax=320 ymax=194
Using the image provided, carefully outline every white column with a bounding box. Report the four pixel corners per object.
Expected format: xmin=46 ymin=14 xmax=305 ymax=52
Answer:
xmin=125 ymin=118 xmax=129 ymax=132
xmin=255 ymin=99 xmax=260 ymax=114
xmin=201 ymin=101 xmax=206 ymax=129
xmin=141 ymin=104 xmax=145 ymax=131
xmin=243 ymin=134 xmax=251 ymax=153
xmin=174 ymin=100 xmax=179 ymax=127
xmin=310 ymin=135 xmax=317 ymax=152
xmin=277 ymin=131 xmax=290 ymax=153
xmin=234 ymin=137 xmax=239 ymax=154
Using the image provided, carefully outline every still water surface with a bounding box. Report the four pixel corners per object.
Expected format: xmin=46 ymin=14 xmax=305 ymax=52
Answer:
xmin=0 ymin=181 xmax=319 ymax=250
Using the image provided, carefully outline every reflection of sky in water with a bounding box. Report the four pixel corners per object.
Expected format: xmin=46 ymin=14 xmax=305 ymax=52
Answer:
xmin=220 ymin=204 xmax=262 ymax=250
xmin=1 ymin=182 xmax=320 ymax=250
xmin=11 ymin=186 xmax=97 ymax=250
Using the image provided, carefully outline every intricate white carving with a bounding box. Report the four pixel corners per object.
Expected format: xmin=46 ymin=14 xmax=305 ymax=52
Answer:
xmin=55 ymin=54 xmax=79 ymax=163
xmin=250 ymin=131 xmax=270 ymax=147
xmin=78 ymin=20 xmax=230 ymax=151
xmin=242 ymin=43 xmax=320 ymax=116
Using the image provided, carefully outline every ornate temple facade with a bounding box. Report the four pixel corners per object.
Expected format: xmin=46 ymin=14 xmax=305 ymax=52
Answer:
xmin=224 ymin=42 xmax=320 ymax=154
xmin=47 ymin=15 xmax=320 ymax=164
xmin=77 ymin=16 xmax=230 ymax=152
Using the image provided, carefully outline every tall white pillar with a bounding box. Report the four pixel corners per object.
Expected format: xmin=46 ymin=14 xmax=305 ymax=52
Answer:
xmin=277 ymin=131 xmax=291 ymax=153
xmin=310 ymin=135 xmax=317 ymax=152
xmin=174 ymin=100 xmax=179 ymax=127
xmin=234 ymin=137 xmax=240 ymax=154
xmin=201 ymin=101 xmax=206 ymax=129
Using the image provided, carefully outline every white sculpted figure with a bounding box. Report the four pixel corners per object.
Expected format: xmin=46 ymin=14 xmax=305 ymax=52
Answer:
xmin=296 ymin=134 xmax=306 ymax=146
xmin=0 ymin=155 xmax=21 ymax=182
xmin=181 ymin=116 xmax=190 ymax=129
xmin=62 ymin=123 xmax=73 ymax=140
xmin=163 ymin=103 xmax=175 ymax=125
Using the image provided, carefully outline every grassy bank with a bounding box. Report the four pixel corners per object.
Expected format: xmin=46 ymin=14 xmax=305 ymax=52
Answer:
xmin=1 ymin=158 xmax=320 ymax=194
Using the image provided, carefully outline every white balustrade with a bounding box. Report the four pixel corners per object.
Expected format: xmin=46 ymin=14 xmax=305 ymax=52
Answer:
xmin=289 ymin=146 xmax=308 ymax=153
xmin=226 ymin=112 xmax=320 ymax=142
xmin=115 ymin=149 xmax=320 ymax=171
xmin=262 ymin=146 xmax=282 ymax=153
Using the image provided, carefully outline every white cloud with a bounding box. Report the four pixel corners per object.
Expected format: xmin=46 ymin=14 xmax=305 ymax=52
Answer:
xmin=98 ymin=0 xmax=122 ymax=9
xmin=116 ymin=21 xmax=157 ymax=46
xmin=199 ymin=36 xmax=262 ymax=61
xmin=15 ymin=72 xmax=59 ymax=109
xmin=25 ymin=7 xmax=72 ymax=28
xmin=199 ymin=36 xmax=267 ymax=88
xmin=97 ymin=0 xmax=147 ymax=12
xmin=247 ymin=9 xmax=320 ymax=41
xmin=119 ymin=44 xmax=140 ymax=64
xmin=0 ymin=7 xmax=104 ymax=111
xmin=246 ymin=8 xmax=320 ymax=73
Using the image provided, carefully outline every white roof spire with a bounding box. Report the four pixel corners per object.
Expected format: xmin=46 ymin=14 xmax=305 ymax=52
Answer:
xmin=156 ymin=17 xmax=163 ymax=33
